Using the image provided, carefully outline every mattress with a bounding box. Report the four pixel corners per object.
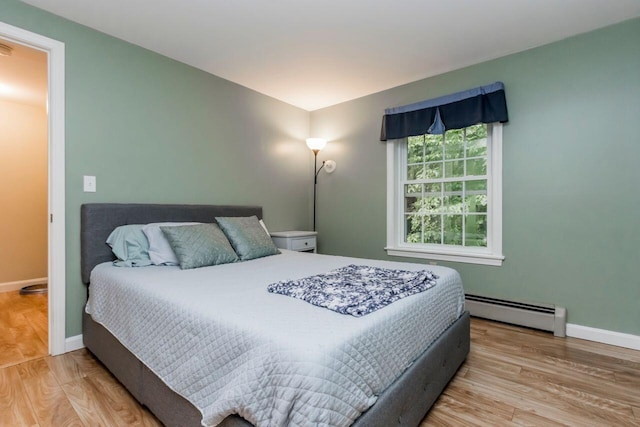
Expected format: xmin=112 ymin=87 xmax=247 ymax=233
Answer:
xmin=86 ymin=250 xmax=465 ymax=427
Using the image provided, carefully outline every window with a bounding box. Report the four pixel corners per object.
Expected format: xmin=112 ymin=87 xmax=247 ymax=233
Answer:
xmin=386 ymin=123 xmax=504 ymax=266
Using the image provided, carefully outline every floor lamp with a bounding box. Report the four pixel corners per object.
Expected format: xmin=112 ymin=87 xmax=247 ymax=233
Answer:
xmin=306 ymin=138 xmax=336 ymax=231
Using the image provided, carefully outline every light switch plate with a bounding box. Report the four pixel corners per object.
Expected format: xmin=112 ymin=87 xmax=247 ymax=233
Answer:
xmin=83 ymin=175 xmax=96 ymax=192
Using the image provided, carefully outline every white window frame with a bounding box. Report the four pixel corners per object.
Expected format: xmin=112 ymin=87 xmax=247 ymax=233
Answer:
xmin=386 ymin=123 xmax=504 ymax=266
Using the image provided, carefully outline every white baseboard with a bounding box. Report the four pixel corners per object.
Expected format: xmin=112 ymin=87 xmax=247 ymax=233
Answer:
xmin=0 ymin=277 xmax=48 ymax=293
xmin=64 ymin=334 xmax=85 ymax=352
xmin=566 ymin=323 xmax=640 ymax=351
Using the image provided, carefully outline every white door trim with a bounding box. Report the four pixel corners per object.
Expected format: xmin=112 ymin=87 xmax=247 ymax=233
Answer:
xmin=0 ymin=21 xmax=66 ymax=355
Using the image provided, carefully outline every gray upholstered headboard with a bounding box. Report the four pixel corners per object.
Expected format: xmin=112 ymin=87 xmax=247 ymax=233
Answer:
xmin=80 ymin=203 xmax=263 ymax=284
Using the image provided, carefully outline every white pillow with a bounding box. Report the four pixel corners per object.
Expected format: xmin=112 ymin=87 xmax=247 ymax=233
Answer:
xmin=259 ymin=219 xmax=270 ymax=235
xmin=142 ymin=222 xmax=199 ymax=265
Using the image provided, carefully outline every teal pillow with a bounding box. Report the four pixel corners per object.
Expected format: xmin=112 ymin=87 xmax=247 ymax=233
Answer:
xmin=215 ymin=216 xmax=280 ymax=261
xmin=160 ymin=223 xmax=238 ymax=269
xmin=106 ymin=224 xmax=153 ymax=267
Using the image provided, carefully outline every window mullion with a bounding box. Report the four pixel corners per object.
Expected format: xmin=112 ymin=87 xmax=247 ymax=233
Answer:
xmin=486 ymin=124 xmax=494 ymax=251
xmin=420 ymin=176 xmax=424 ymax=244
xmin=399 ymin=140 xmax=408 ymax=245
xmin=462 ymin=127 xmax=467 ymax=247
xmin=440 ymin=132 xmax=445 ymax=245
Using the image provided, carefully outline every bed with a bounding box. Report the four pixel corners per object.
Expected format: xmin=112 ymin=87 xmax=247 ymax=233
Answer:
xmin=81 ymin=203 xmax=470 ymax=427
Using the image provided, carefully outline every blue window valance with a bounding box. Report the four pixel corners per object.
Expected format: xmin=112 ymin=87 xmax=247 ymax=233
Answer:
xmin=380 ymin=82 xmax=508 ymax=141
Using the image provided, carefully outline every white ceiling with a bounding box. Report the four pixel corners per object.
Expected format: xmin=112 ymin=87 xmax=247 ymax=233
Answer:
xmin=16 ymin=0 xmax=640 ymax=110
xmin=0 ymin=40 xmax=47 ymax=109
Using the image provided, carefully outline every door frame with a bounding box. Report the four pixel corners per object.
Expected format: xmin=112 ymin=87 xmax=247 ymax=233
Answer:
xmin=0 ymin=21 xmax=66 ymax=355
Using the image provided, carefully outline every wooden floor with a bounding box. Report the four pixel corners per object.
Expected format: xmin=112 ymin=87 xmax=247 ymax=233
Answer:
xmin=1 ymin=290 xmax=639 ymax=426
xmin=423 ymin=318 xmax=640 ymax=426
xmin=0 ymin=290 xmax=48 ymax=369
xmin=0 ymin=290 xmax=160 ymax=426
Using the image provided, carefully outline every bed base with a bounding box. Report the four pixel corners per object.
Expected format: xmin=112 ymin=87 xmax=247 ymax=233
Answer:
xmin=83 ymin=310 xmax=469 ymax=427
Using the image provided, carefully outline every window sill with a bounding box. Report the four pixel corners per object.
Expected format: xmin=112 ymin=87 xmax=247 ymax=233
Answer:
xmin=385 ymin=246 xmax=504 ymax=266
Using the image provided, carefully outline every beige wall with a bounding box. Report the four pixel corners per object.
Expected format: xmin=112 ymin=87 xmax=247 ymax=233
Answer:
xmin=0 ymin=100 xmax=47 ymax=284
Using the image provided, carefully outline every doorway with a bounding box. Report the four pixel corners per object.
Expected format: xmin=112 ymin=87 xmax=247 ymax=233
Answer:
xmin=0 ymin=39 xmax=48 ymax=366
xmin=0 ymin=21 xmax=66 ymax=356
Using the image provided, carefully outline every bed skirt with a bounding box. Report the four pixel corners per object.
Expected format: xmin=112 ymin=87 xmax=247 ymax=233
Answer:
xmin=83 ymin=310 xmax=470 ymax=427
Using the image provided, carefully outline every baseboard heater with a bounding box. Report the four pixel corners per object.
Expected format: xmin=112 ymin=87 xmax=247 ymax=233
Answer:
xmin=465 ymin=294 xmax=567 ymax=337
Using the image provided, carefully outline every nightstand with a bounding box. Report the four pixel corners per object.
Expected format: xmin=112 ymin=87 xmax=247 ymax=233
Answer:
xmin=270 ymin=231 xmax=318 ymax=253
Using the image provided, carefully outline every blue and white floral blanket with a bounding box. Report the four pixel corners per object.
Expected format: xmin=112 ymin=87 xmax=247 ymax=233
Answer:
xmin=267 ymin=264 xmax=439 ymax=316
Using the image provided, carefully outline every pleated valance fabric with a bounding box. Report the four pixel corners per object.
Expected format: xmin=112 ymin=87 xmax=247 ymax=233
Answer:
xmin=380 ymin=82 xmax=508 ymax=141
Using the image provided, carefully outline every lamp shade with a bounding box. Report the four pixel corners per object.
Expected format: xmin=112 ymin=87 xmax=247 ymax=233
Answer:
xmin=306 ymin=138 xmax=327 ymax=151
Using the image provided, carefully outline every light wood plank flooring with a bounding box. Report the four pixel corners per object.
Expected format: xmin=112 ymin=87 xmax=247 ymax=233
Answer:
xmin=0 ymin=290 xmax=48 ymax=369
xmin=423 ymin=318 xmax=640 ymax=426
xmin=1 ymin=290 xmax=639 ymax=426
xmin=0 ymin=347 xmax=162 ymax=426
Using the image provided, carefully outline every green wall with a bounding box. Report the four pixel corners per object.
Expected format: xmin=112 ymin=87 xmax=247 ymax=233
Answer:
xmin=1 ymin=0 xmax=312 ymax=337
xmin=310 ymin=19 xmax=640 ymax=336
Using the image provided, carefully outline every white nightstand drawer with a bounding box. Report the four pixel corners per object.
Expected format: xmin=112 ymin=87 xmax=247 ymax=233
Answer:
xmin=291 ymin=237 xmax=316 ymax=251
xmin=270 ymin=231 xmax=318 ymax=253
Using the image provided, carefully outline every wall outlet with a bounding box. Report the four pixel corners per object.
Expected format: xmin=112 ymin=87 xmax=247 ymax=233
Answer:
xmin=83 ymin=175 xmax=96 ymax=192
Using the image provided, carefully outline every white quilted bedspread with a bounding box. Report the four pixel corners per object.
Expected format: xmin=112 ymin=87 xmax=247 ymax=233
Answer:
xmin=86 ymin=250 xmax=464 ymax=427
